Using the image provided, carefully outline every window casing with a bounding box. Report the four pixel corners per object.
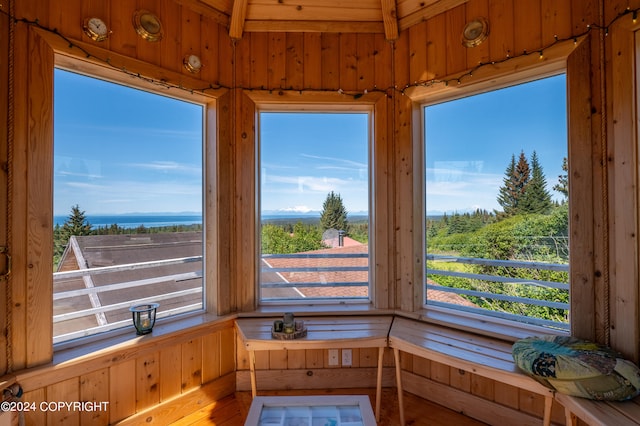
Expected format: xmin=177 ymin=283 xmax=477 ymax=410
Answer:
xmin=421 ymin=73 xmax=570 ymax=331
xmin=257 ymin=109 xmax=372 ymax=305
xmin=53 ymin=69 xmax=204 ymax=343
xmin=42 ymin=52 xmax=221 ymax=351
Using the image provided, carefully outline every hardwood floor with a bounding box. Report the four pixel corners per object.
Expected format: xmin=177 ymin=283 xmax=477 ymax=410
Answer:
xmin=170 ymin=388 xmax=488 ymax=425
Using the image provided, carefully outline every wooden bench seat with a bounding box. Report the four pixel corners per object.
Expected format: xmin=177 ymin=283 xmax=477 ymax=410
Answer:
xmin=388 ymin=316 xmax=554 ymax=426
xmin=556 ymin=392 xmax=640 ymax=426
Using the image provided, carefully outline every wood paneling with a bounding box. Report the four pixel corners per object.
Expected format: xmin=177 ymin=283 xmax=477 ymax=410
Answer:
xmin=488 ymin=0 xmax=514 ymax=60
xmin=235 ymin=90 xmax=256 ymax=311
xmin=303 ymin=33 xmax=322 ymax=89
xmin=181 ymin=338 xmax=203 ymax=392
xmin=0 ymin=0 xmax=9 ymax=377
xmin=3 ymin=0 xmax=637 ymax=425
xmin=110 ymin=360 xmax=136 ymax=422
xmin=608 ymin=14 xmax=640 ymax=361
xmin=47 ymin=378 xmax=79 ymax=425
xmin=11 ymin=320 xmax=236 ymax=425
xmin=160 ymin=344 xmax=183 ymax=401
xmin=286 ymin=33 xmax=305 ymax=89
xmin=465 ymin=0 xmax=490 ymax=67
xmin=402 ymin=367 xmax=566 ymax=425
xmin=80 ymin=369 xmax=109 ymax=425
xmin=567 ymin=36 xmax=596 ymax=343
xmin=267 ymin=32 xmax=286 ymax=89
xmin=136 ymin=352 xmax=160 ymax=411
xmin=160 ymin=0 xmax=182 ymax=72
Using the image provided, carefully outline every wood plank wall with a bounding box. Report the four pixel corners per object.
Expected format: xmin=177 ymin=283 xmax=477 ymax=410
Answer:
xmin=18 ymin=320 xmax=236 ymax=425
xmin=235 ymin=343 xmax=397 ymax=392
xmin=0 ymin=0 xmax=10 ymax=378
xmin=5 ymin=0 xmax=640 ymax=424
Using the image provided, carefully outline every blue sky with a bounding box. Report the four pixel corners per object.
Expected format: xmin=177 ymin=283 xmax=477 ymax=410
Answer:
xmin=54 ymin=69 xmax=203 ymax=216
xmin=260 ymin=112 xmax=369 ymax=214
xmin=425 ymin=73 xmax=567 ymax=214
xmin=54 ymin=69 xmax=567 ymax=218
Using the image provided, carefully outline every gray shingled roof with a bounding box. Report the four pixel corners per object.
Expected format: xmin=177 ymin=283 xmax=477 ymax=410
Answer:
xmin=54 ymin=232 xmax=203 ymax=338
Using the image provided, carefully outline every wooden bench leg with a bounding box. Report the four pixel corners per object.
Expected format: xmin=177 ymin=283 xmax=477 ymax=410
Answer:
xmin=543 ymin=395 xmax=552 ymax=426
xmin=249 ymin=350 xmax=257 ymax=398
xmin=375 ymin=347 xmax=384 ymax=422
xmin=393 ymin=347 xmax=405 ymax=426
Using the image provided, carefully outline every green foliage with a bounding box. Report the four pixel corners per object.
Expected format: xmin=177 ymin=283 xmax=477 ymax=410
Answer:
xmin=497 ymin=152 xmax=530 ymax=217
xmin=497 ymin=150 xmax=554 ymax=217
xmin=520 ymin=151 xmax=553 ymax=214
xmin=427 ymin=255 xmax=569 ymax=324
xmin=460 ymin=205 xmax=568 ymax=262
xmin=261 ymin=222 xmax=326 ymax=254
xmin=348 ymin=221 xmax=369 ymax=244
xmin=53 ymin=204 xmax=93 ymax=269
xmin=553 ymin=157 xmax=569 ymax=200
xmin=427 ymin=210 xmax=495 ymax=250
xmin=445 ymin=209 xmax=494 ymax=235
xmin=262 ymin=224 xmax=295 ymax=254
xmin=320 ymin=191 xmax=348 ymax=231
xmin=426 ymin=204 xmax=570 ymax=325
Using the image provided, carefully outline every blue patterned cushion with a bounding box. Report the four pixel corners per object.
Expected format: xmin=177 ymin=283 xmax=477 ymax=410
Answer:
xmin=512 ymin=336 xmax=640 ymax=401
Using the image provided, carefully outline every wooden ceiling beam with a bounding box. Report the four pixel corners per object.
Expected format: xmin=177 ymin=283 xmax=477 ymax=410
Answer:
xmin=173 ymin=0 xmax=468 ymax=38
xmin=380 ymin=0 xmax=398 ymax=41
xmin=229 ymin=0 xmax=249 ymax=40
xmin=243 ymin=20 xmax=385 ymax=34
xmin=399 ymin=0 xmax=469 ymax=32
xmin=173 ymin=0 xmax=230 ymax=27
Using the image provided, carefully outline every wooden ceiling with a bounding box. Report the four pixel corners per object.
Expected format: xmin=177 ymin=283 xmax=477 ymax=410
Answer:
xmin=175 ymin=0 xmax=469 ymax=40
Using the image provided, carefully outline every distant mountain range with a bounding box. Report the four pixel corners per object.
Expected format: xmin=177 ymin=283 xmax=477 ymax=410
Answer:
xmin=262 ymin=210 xmax=368 ymax=218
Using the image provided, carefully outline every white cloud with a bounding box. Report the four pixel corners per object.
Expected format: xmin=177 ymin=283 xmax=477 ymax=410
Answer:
xmin=300 ymin=153 xmax=367 ymax=169
xmin=127 ymin=161 xmax=201 ymax=173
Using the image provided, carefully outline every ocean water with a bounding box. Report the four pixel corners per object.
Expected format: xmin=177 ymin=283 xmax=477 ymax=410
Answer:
xmin=53 ymin=214 xmax=203 ymax=229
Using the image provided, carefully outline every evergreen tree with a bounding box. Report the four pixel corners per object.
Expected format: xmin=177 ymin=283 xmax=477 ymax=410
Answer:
xmin=447 ymin=213 xmax=464 ymax=235
xmin=496 ymin=154 xmax=517 ymax=216
xmin=497 ymin=151 xmax=531 ymax=217
xmin=553 ymin=157 xmax=569 ymax=200
xmin=320 ymin=191 xmax=348 ymax=231
xmin=520 ymin=151 xmax=553 ymax=214
xmin=53 ymin=204 xmax=93 ymax=268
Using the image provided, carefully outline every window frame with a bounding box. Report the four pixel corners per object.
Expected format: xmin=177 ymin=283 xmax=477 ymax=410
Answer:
xmin=245 ymin=91 xmax=388 ymax=309
xmin=51 ymin=63 xmax=209 ymax=346
xmin=43 ymin=49 xmax=225 ymax=352
xmin=406 ymin=37 xmax=593 ymax=339
xmin=420 ymin=72 xmax=569 ymax=329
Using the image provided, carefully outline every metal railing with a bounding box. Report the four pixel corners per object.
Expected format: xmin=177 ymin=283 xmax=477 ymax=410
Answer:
xmin=426 ymin=253 xmax=570 ymax=330
xmin=260 ymin=252 xmax=369 ymax=300
xmin=52 ymin=251 xmax=570 ymax=343
xmin=53 ymin=256 xmax=203 ymax=343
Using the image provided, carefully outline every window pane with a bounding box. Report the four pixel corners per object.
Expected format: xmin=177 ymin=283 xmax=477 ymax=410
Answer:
xmin=259 ymin=112 xmax=370 ymax=302
xmin=53 ymin=69 xmax=204 ymax=343
xmin=424 ymin=74 xmax=569 ymax=330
